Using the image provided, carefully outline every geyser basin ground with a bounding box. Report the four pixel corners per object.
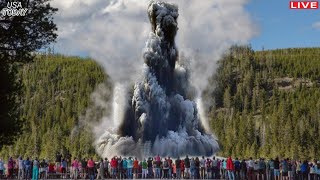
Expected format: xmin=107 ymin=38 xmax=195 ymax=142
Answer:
xmin=96 ymin=0 xmax=219 ymax=158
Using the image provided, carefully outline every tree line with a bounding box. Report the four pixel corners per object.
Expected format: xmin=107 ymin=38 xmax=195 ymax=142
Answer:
xmin=0 ymin=54 xmax=110 ymax=160
xmin=206 ymin=46 xmax=320 ymax=160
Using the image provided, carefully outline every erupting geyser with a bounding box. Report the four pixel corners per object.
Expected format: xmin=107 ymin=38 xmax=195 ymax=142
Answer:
xmin=96 ymin=0 xmax=219 ymax=158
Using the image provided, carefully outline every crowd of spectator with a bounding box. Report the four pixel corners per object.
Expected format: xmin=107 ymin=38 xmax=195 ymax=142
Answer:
xmin=0 ymin=154 xmax=320 ymax=180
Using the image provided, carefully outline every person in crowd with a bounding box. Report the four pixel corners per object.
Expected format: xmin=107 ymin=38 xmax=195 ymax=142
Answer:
xmin=122 ymin=157 xmax=127 ymax=179
xmin=117 ymin=156 xmax=123 ymax=179
xmin=274 ymin=157 xmax=280 ymax=180
xmin=205 ymin=158 xmax=211 ymax=179
xmin=160 ymin=158 xmax=165 ymax=179
xmin=291 ymin=160 xmax=297 ymax=180
xmin=61 ymin=158 xmax=67 ymax=178
xmin=127 ymin=157 xmax=133 ymax=179
xmin=110 ymin=157 xmax=116 ymax=179
xmin=310 ymin=160 xmax=317 ymax=180
xmin=226 ymin=156 xmax=235 ymax=180
xmin=247 ymin=157 xmax=254 ymax=180
xmin=172 ymin=163 xmax=176 ymax=178
xmin=45 ymin=159 xmax=49 ymax=178
xmin=147 ymin=157 xmax=153 ymax=178
xmin=71 ymin=158 xmax=79 ymax=180
xmin=296 ymin=160 xmax=302 ymax=179
xmin=8 ymin=156 xmax=14 ymax=179
xmin=212 ymin=156 xmax=218 ymax=179
xmin=96 ymin=158 xmax=104 ymax=180
xmin=287 ymin=159 xmax=293 ymax=180
xmin=258 ymin=158 xmax=266 ymax=180
xmin=32 ymin=158 xmax=39 ymax=180
xmin=240 ymin=159 xmax=247 ymax=180
xmin=55 ymin=152 xmax=62 ymax=171
xmin=234 ymin=158 xmax=241 ymax=179
xmin=167 ymin=157 xmax=173 ymax=178
xmin=267 ymin=158 xmax=274 ymax=180
xmin=301 ymin=160 xmax=309 ymax=180
xmin=253 ymin=160 xmax=260 ymax=179
xmin=39 ymin=159 xmax=48 ymax=179
xmin=281 ymin=158 xmax=289 ymax=180
xmin=14 ymin=157 xmax=19 ymax=178
xmin=133 ymin=157 xmax=139 ymax=179
xmin=181 ymin=159 xmax=185 ymax=178
xmin=87 ymin=158 xmax=95 ymax=180
xmin=154 ymin=156 xmax=161 ymax=179
xmin=24 ymin=157 xmax=32 ymax=180
xmin=184 ymin=156 xmax=190 ymax=179
xmin=48 ymin=162 xmax=55 ymax=173
xmin=222 ymin=159 xmax=227 ymax=179
xmin=104 ymin=158 xmax=109 ymax=178
xmin=138 ymin=161 xmax=142 ymax=179
xmin=141 ymin=159 xmax=148 ymax=179
xmin=176 ymin=157 xmax=181 ymax=179
xmin=65 ymin=152 xmax=72 ymax=169
xmin=195 ymin=157 xmax=200 ymax=179
xmin=295 ymin=160 xmax=302 ymax=179
xmin=200 ymin=156 xmax=205 ymax=179
xmin=160 ymin=158 xmax=164 ymax=177
xmin=217 ymin=158 xmax=222 ymax=179
xmin=316 ymin=161 xmax=320 ymax=179
xmin=190 ymin=157 xmax=195 ymax=179
xmin=151 ymin=159 xmax=155 ymax=178
xmin=18 ymin=156 xmax=25 ymax=180
xmin=0 ymin=158 xmax=4 ymax=179
xmin=81 ymin=158 xmax=87 ymax=179
xmin=162 ymin=158 xmax=169 ymax=179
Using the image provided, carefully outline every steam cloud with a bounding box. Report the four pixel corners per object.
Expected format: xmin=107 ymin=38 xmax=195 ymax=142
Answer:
xmin=96 ymin=1 xmax=219 ymax=158
xmin=51 ymin=0 xmax=257 ymax=158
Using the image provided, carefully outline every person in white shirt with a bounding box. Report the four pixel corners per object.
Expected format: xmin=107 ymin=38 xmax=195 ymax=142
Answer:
xmin=18 ymin=157 xmax=24 ymax=180
xmin=200 ymin=156 xmax=206 ymax=179
xmin=248 ymin=157 xmax=254 ymax=179
xmin=212 ymin=157 xmax=218 ymax=179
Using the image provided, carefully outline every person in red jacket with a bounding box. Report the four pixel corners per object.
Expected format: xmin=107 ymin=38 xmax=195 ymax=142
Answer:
xmin=110 ymin=157 xmax=118 ymax=178
xmin=181 ymin=160 xmax=185 ymax=178
xmin=87 ymin=158 xmax=95 ymax=180
xmin=226 ymin=157 xmax=235 ymax=180
xmin=133 ymin=158 xmax=139 ymax=178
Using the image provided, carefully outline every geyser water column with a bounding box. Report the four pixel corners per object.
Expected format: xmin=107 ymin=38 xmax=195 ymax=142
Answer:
xmin=96 ymin=0 xmax=219 ymax=158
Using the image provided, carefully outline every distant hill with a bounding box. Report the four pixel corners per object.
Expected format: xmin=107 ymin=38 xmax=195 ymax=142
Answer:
xmin=206 ymin=46 xmax=320 ymax=159
xmin=0 ymin=55 xmax=110 ymax=160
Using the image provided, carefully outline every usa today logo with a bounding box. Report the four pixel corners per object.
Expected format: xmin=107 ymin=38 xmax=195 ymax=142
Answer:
xmin=1 ymin=2 xmax=28 ymax=16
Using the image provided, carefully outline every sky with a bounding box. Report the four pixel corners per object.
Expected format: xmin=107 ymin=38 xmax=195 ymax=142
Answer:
xmin=51 ymin=0 xmax=320 ymax=58
xmin=246 ymin=0 xmax=320 ymax=50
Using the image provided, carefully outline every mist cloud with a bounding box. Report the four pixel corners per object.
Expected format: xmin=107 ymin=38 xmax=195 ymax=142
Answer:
xmin=312 ymin=21 xmax=320 ymax=30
